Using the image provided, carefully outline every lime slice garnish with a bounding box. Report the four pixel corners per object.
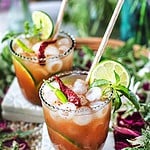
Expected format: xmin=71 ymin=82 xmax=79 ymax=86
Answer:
xmin=32 ymin=10 xmax=54 ymax=40
xmin=13 ymin=56 xmax=36 ymax=85
xmin=48 ymin=126 xmax=81 ymax=149
xmin=90 ymin=60 xmax=130 ymax=87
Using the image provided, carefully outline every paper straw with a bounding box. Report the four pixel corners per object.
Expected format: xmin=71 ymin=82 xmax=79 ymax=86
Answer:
xmin=53 ymin=0 xmax=68 ymax=40
xmin=85 ymin=0 xmax=124 ymax=83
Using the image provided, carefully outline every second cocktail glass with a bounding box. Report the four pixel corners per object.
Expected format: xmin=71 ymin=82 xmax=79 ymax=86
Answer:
xmin=10 ymin=31 xmax=75 ymax=106
xmin=39 ymin=70 xmax=112 ymax=150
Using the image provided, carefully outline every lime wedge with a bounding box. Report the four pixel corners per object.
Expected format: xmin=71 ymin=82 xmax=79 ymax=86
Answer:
xmin=12 ymin=56 xmax=36 ymax=86
xmin=32 ymin=10 xmax=54 ymax=40
xmin=48 ymin=126 xmax=81 ymax=150
xmin=90 ymin=60 xmax=130 ymax=87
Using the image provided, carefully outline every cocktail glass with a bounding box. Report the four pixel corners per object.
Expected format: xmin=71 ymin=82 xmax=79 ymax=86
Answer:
xmin=39 ymin=70 xmax=112 ymax=150
xmin=10 ymin=31 xmax=75 ymax=106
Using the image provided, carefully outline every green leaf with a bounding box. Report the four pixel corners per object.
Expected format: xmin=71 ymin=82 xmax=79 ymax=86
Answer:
xmin=113 ymin=91 xmax=122 ymax=111
xmin=24 ymin=21 xmax=31 ymax=35
xmin=0 ymin=130 xmax=33 ymax=143
xmin=128 ymin=91 xmax=140 ymax=110
xmin=123 ymin=128 xmax=150 ymax=150
xmin=90 ymin=79 xmax=110 ymax=88
xmin=140 ymin=103 xmax=150 ymax=122
xmin=115 ymin=85 xmax=140 ymax=110
xmin=115 ymin=85 xmax=130 ymax=97
xmin=114 ymin=70 xmax=120 ymax=84
xmin=16 ymin=130 xmax=34 ymax=138
xmin=1 ymin=32 xmax=19 ymax=43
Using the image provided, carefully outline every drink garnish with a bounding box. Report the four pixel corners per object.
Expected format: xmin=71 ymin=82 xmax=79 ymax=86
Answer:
xmin=90 ymin=60 xmax=140 ymax=111
xmin=3 ymin=10 xmax=55 ymax=55
xmin=14 ymin=39 xmax=33 ymax=53
xmin=44 ymin=80 xmax=68 ymax=104
xmin=38 ymin=40 xmax=57 ymax=64
xmin=32 ymin=10 xmax=54 ymax=40
xmin=32 ymin=11 xmax=55 ymax=59
xmin=54 ymin=76 xmax=81 ymax=106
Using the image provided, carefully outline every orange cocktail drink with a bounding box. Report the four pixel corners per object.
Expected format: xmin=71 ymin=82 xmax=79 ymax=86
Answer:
xmin=39 ymin=70 xmax=112 ymax=150
xmin=10 ymin=32 xmax=75 ymax=105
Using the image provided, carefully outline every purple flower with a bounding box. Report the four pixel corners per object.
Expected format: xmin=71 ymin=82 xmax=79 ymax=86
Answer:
xmin=115 ymin=141 xmax=130 ymax=150
xmin=142 ymin=82 xmax=150 ymax=91
xmin=137 ymin=92 xmax=147 ymax=103
xmin=117 ymin=112 xmax=145 ymax=133
xmin=3 ymin=138 xmax=30 ymax=150
xmin=114 ymin=112 xmax=146 ymax=150
xmin=0 ymin=121 xmax=30 ymax=149
xmin=0 ymin=120 xmax=7 ymax=131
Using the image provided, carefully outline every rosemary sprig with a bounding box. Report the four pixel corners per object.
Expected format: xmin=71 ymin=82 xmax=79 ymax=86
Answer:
xmin=0 ymin=129 xmax=34 ymax=150
xmin=0 ymin=130 xmax=34 ymax=143
xmin=123 ymin=128 xmax=150 ymax=150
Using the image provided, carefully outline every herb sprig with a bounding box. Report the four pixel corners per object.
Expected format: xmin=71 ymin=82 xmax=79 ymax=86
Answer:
xmin=0 ymin=129 xmax=34 ymax=150
xmin=123 ymin=128 xmax=150 ymax=150
xmin=90 ymin=71 xmax=140 ymax=111
xmin=0 ymin=46 xmax=15 ymax=102
xmin=1 ymin=21 xmax=41 ymax=43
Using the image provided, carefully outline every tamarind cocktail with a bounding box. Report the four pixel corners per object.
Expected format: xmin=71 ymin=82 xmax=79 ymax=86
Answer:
xmin=9 ymin=11 xmax=75 ymax=105
xmin=39 ymin=70 xmax=112 ymax=150
xmin=10 ymin=32 xmax=75 ymax=106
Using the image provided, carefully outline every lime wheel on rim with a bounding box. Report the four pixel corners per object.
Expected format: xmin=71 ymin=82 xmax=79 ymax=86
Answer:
xmin=32 ymin=10 xmax=54 ymax=40
xmin=90 ymin=60 xmax=130 ymax=87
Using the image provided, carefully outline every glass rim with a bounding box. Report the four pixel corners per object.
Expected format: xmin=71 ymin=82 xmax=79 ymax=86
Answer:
xmin=39 ymin=70 xmax=113 ymax=115
xmin=9 ymin=31 xmax=76 ymax=64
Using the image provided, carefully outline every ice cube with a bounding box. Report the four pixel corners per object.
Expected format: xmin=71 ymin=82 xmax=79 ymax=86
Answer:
xmin=57 ymin=38 xmax=70 ymax=46
xmin=32 ymin=42 xmax=42 ymax=54
xmin=73 ymin=106 xmax=92 ymax=125
xmin=46 ymin=59 xmax=63 ymax=73
xmin=43 ymin=85 xmax=58 ymax=104
xmin=58 ymin=45 xmax=68 ymax=53
xmin=58 ymin=102 xmax=76 ymax=120
xmin=86 ymin=87 xmax=102 ymax=102
xmin=44 ymin=45 xmax=59 ymax=56
xmin=72 ymin=79 xmax=88 ymax=94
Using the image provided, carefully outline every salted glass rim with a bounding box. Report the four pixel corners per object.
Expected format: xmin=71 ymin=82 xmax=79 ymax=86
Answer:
xmin=39 ymin=70 xmax=113 ymax=115
xmin=9 ymin=31 xmax=75 ymax=64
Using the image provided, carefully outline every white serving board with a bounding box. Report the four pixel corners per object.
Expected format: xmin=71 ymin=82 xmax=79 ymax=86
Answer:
xmin=1 ymin=78 xmax=44 ymax=123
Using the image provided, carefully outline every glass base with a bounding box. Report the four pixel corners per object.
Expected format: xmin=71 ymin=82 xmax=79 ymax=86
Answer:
xmin=41 ymin=123 xmax=115 ymax=150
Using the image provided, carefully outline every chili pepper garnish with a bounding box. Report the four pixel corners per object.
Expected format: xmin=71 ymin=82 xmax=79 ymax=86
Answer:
xmin=38 ymin=40 xmax=56 ymax=64
xmin=54 ymin=76 xmax=81 ymax=107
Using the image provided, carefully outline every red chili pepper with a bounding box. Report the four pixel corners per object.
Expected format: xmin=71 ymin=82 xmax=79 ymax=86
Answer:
xmin=38 ymin=40 xmax=56 ymax=64
xmin=54 ymin=76 xmax=81 ymax=106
